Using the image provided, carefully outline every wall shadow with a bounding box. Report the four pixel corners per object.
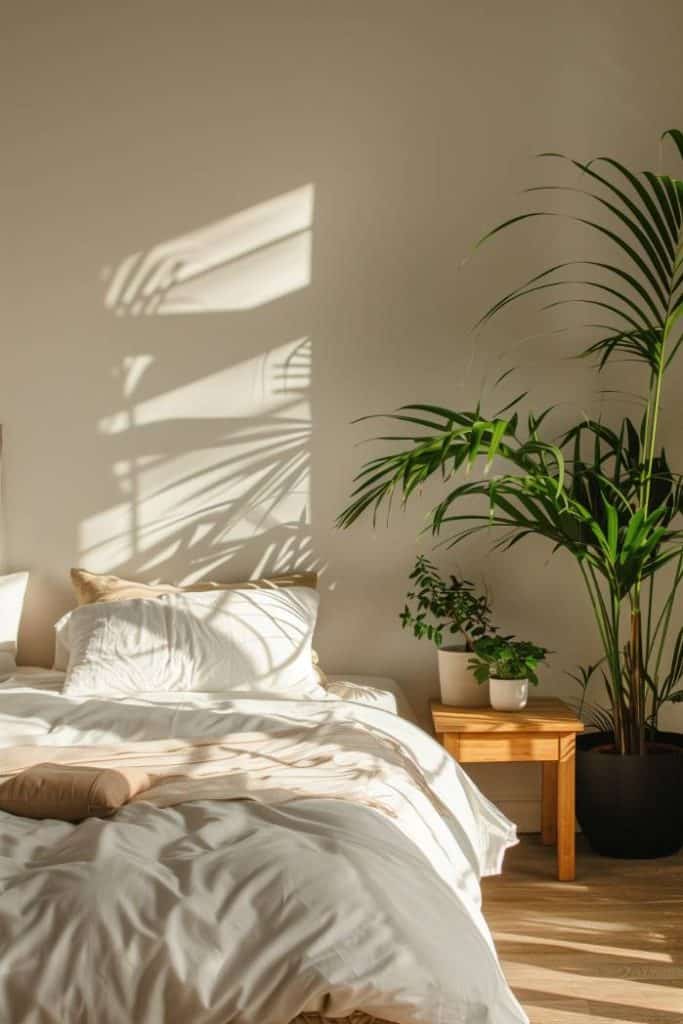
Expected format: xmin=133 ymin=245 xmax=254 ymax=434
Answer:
xmin=83 ymin=325 xmax=319 ymax=587
xmin=83 ymin=186 xmax=318 ymax=590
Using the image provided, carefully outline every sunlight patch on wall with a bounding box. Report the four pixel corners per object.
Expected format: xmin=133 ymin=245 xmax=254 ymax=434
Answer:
xmin=79 ymin=337 xmax=314 ymax=582
xmin=103 ymin=186 xmax=314 ymax=315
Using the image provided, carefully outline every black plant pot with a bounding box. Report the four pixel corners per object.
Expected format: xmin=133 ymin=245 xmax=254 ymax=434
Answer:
xmin=576 ymin=730 xmax=683 ymax=859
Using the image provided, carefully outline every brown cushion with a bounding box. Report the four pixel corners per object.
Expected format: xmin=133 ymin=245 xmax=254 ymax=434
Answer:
xmin=0 ymin=763 xmax=151 ymax=821
xmin=70 ymin=568 xmax=318 ymax=606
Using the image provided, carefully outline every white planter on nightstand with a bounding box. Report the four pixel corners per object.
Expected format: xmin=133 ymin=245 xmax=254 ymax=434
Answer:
xmin=437 ymin=647 xmax=489 ymax=706
xmin=489 ymin=677 xmax=529 ymax=711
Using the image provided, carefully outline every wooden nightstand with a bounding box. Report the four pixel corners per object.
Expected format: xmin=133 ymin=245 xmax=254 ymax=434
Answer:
xmin=431 ymin=698 xmax=584 ymax=881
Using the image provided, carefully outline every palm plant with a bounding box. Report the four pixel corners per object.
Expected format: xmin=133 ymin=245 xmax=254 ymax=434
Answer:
xmin=338 ymin=130 xmax=683 ymax=755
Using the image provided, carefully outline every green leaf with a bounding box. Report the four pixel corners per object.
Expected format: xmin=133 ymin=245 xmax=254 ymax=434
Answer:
xmin=494 ymin=393 xmax=527 ymax=417
xmin=476 ymin=212 xmax=551 ymax=248
xmin=603 ymin=498 xmax=619 ymax=560
xmin=642 ymin=172 xmax=681 ymax=248
xmin=663 ymin=128 xmax=683 ymax=160
xmin=494 ymin=367 xmax=517 ymax=387
xmin=486 ymin=418 xmax=508 ymax=465
xmin=402 ymin=404 xmax=478 ymax=427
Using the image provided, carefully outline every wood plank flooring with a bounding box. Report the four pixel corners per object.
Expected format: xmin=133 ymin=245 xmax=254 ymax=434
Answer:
xmin=482 ymin=836 xmax=683 ymax=1024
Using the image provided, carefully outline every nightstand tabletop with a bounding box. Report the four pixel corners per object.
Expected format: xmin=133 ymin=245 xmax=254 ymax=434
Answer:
xmin=431 ymin=697 xmax=584 ymax=734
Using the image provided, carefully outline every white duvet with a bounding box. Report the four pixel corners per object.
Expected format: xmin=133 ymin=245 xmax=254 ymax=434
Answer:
xmin=0 ymin=671 xmax=527 ymax=1024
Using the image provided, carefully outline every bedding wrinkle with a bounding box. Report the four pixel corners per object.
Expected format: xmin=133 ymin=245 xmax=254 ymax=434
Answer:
xmin=0 ymin=680 xmax=526 ymax=1024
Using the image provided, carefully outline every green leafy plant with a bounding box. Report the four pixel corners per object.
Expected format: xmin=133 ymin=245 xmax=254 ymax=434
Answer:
xmin=469 ymin=636 xmax=548 ymax=685
xmin=338 ymin=130 xmax=683 ymax=756
xmin=400 ymin=555 xmax=494 ymax=649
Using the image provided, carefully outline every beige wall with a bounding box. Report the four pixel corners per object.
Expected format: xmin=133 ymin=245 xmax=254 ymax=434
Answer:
xmin=2 ymin=0 xmax=682 ymax=829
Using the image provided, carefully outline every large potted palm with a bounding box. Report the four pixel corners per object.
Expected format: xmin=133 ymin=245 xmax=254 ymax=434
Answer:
xmin=338 ymin=130 xmax=683 ymax=859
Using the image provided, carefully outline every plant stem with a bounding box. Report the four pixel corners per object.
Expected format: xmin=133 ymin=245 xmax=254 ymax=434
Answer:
xmin=642 ymin=359 xmax=664 ymax=516
xmin=579 ymin=561 xmax=626 ymax=748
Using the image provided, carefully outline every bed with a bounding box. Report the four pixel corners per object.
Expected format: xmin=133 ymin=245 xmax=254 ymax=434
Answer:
xmin=0 ymin=588 xmax=528 ymax=1024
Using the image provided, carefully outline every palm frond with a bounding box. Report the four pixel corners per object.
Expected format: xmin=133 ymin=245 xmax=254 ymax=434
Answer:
xmin=476 ymin=146 xmax=683 ymax=376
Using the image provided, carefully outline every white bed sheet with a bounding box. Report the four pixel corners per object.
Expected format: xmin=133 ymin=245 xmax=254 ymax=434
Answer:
xmin=323 ymin=674 xmax=417 ymax=721
xmin=0 ymin=672 xmax=526 ymax=1024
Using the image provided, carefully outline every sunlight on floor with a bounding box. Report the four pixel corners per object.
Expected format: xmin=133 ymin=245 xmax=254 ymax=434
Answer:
xmin=484 ymin=837 xmax=683 ymax=1024
xmin=494 ymin=930 xmax=674 ymax=963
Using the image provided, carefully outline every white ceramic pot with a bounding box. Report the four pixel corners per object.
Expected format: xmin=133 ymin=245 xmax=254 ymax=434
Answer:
xmin=489 ymin=677 xmax=529 ymax=711
xmin=437 ymin=647 xmax=489 ymax=706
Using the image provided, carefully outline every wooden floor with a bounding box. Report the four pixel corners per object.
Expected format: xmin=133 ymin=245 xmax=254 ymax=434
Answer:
xmin=482 ymin=837 xmax=683 ymax=1024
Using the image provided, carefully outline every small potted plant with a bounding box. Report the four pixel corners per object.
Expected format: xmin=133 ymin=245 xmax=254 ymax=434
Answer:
xmin=469 ymin=636 xmax=549 ymax=710
xmin=400 ymin=556 xmax=495 ymax=706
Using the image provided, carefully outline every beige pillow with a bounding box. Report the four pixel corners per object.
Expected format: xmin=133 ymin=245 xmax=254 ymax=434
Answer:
xmin=0 ymin=763 xmax=151 ymax=821
xmin=70 ymin=568 xmax=318 ymax=606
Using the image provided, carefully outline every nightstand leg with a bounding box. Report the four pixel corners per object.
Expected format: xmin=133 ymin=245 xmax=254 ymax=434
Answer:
xmin=557 ymin=734 xmax=576 ymax=881
xmin=541 ymin=762 xmax=557 ymax=845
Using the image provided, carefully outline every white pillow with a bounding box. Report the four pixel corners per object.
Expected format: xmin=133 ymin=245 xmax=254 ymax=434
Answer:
xmin=58 ymin=586 xmax=325 ymax=699
xmin=0 ymin=572 xmax=29 ymax=674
